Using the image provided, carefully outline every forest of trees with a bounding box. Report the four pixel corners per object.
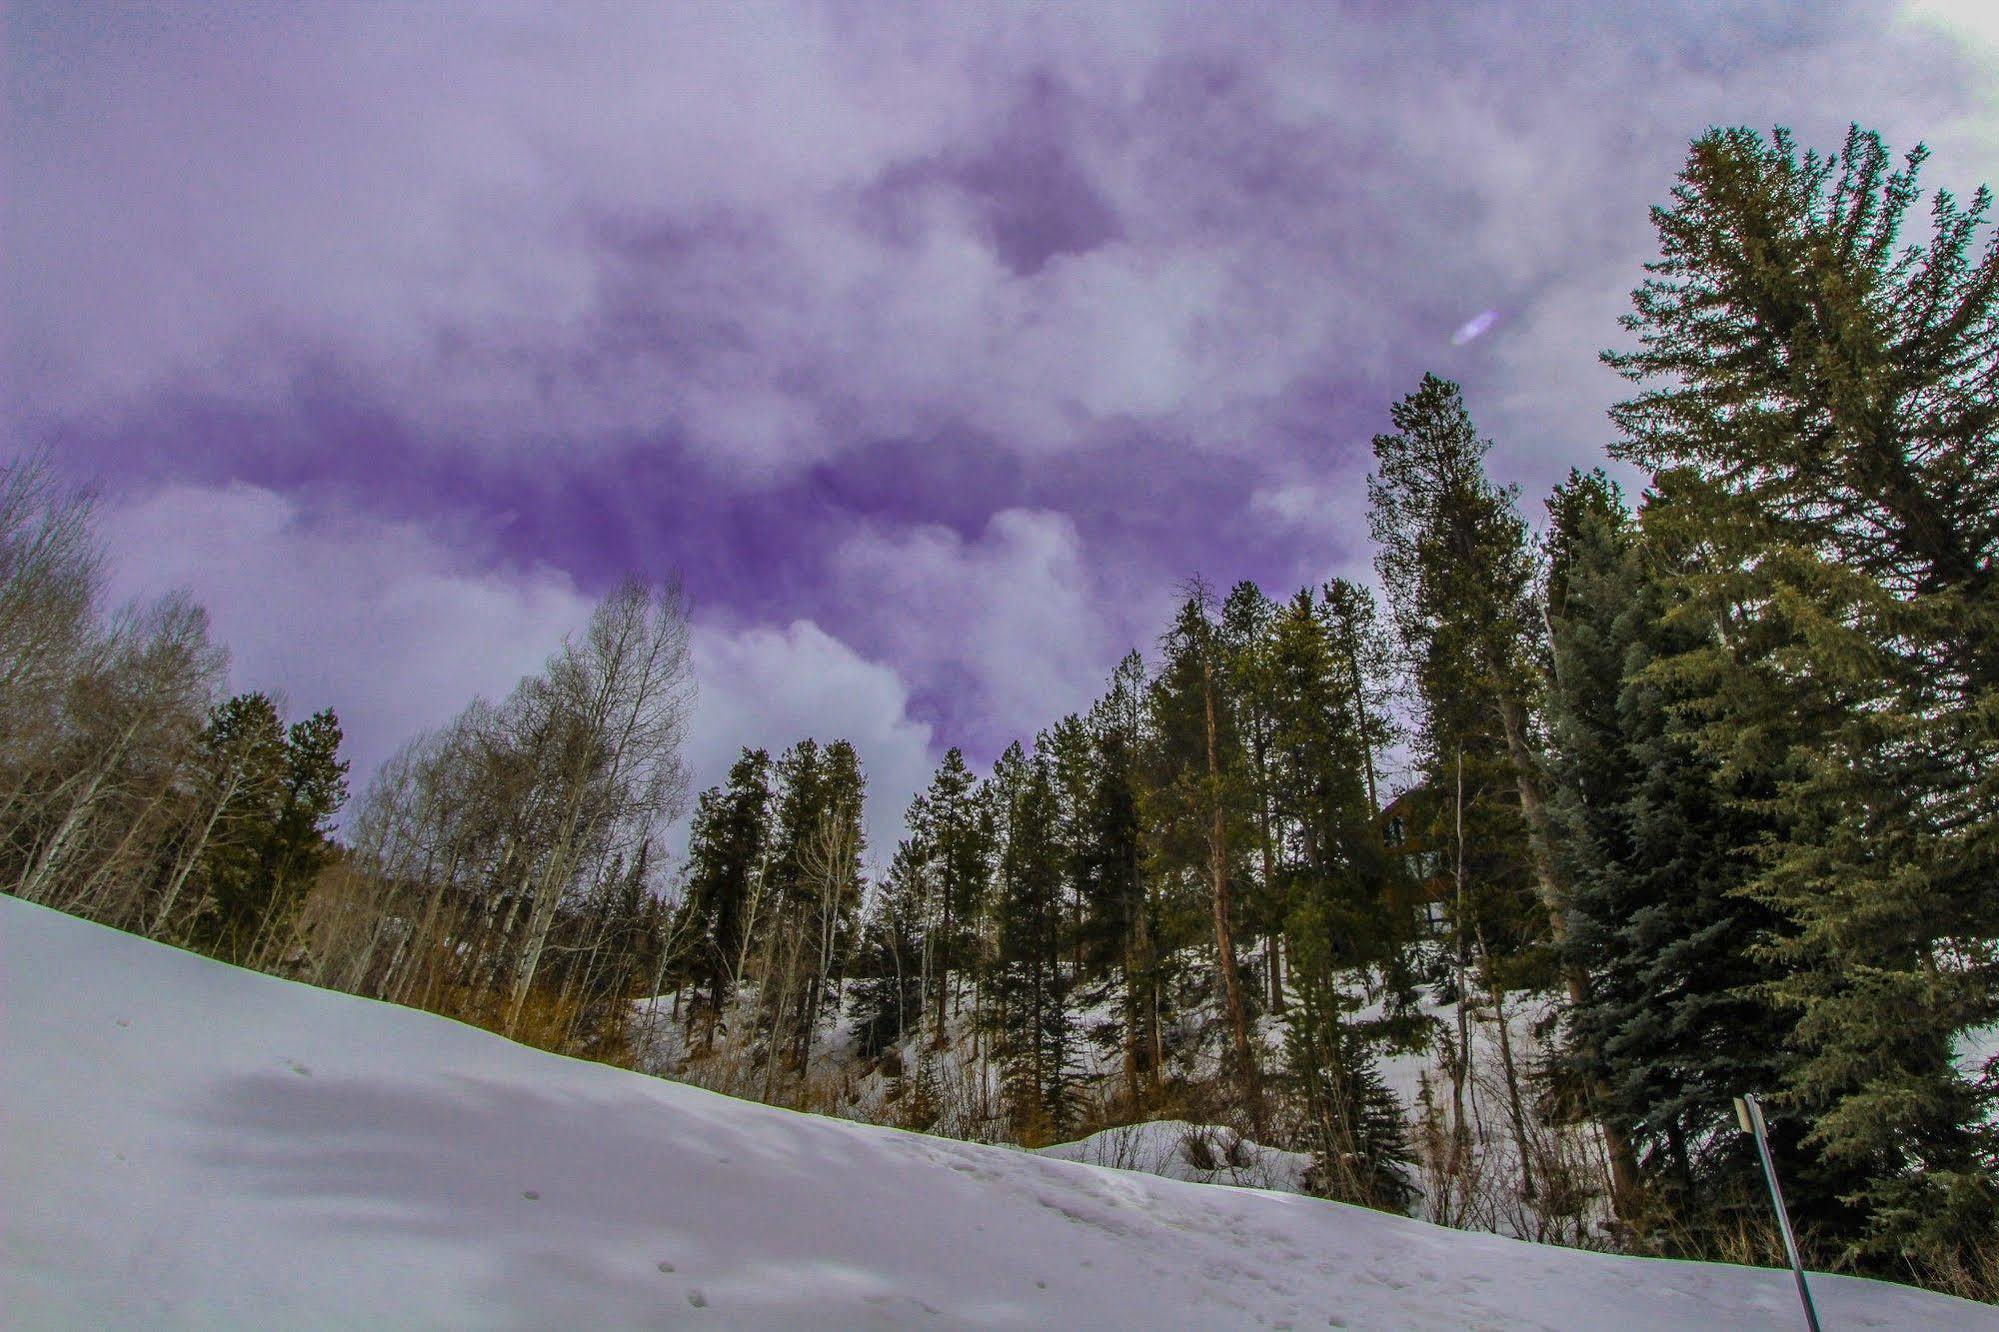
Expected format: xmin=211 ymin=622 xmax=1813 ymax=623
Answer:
xmin=0 ymin=452 xmax=696 ymax=1056
xmin=5 ymin=123 xmax=1993 ymax=1300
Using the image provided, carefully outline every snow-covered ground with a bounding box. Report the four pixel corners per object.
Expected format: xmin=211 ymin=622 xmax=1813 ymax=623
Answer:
xmin=4 ymin=897 xmax=1989 ymax=1330
xmin=1037 ymin=1119 xmax=1313 ymax=1194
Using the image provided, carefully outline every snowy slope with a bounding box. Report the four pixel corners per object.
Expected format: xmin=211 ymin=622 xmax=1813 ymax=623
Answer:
xmin=3 ymin=898 xmax=1989 ymax=1331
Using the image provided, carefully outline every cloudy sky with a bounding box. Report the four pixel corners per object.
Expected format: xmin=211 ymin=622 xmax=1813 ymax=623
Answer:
xmin=7 ymin=1 xmax=1996 ymax=861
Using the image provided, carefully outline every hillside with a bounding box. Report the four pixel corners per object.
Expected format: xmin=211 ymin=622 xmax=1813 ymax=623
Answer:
xmin=2 ymin=896 xmax=1986 ymax=1330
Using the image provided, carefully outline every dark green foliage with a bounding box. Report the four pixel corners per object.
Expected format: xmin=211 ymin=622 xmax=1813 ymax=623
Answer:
xmin=852 ymin=836 xmax=929 ymax=1057
xmin=1148 ymin=585 xmax=1262 ymax=1101
xmin=26 ymin=115 xmax=1996 ymax=1306
xmin=913 ymin=747 xmax=991 ymax=1039
xmin=1286 ymin=893 xmax=1416 ymax=1213
xmin=757 ymin=738 xmax=867 ymax=1068
xmin=1367 ymin=375 xmax=1556 ymax=967
xmin=1264 ymin=586 xmax=1419 ymax=1211
xmin=1543 ymin=471 xmax=1817 ymax=1244
xmin=1078 ymin=654 xmax=1159 ymax=1099
xmin=674 ymin=748 xmax=773 ymax=1044
xmin=198 ymin=695 xmax=349 ymax=964
xmin=1605 ymin=123 xmax=1999 ymax=1269
xmin=989 ymin=737 xmax=1077 ymax=1139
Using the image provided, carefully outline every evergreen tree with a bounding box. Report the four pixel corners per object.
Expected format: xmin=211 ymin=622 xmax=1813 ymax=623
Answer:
xmin=675 ymin=747 xmax=772 ymax=1047
xmin=1367 ymin=374 xmax=1562 ymax=960
xmin=1317 ymin=578 xmax=1398 ymax=816
xmin=1080 ymin=652 xmax=1158 ymax=1102
xmin=1287 ymin=891 xmax=1417 ymax=1214
xmin=753 ymin=738 xmax=866 ymax=1074
xmin=1264 ymin=590 xmax=1396 ymax=925
xmin=1606 ymin=123 xmax=1999 ymax=1266
xmin=1044 ymin=713 xmax=1095 ymax=982
xmin=192 ymin=692 xmax=289 ymax=956
xmin=1368 ymin=373 xmax=1640 ymax=1208
xmin=200 ymin=699 xmax=348 ymax=966
xmin=914 ymin=747 xmax=989 ymax=1042
xmin=1150 ymin=586 xmax=1261 ymax=1112
xmin=1222 ymin=581 xmax=1288 ymax=1013
xmin=990 ymin=737 xmax=1075 ymax=1140
xmin=1543 ymin=470 xmax=1809 ymax=1246
xmin=853 ymin=834 xmax=929 ymax=1058
xmin=1265 ymin=587 xmax=1417 ymax=1212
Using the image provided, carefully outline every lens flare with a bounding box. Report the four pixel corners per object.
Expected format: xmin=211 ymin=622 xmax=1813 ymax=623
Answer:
xmin=1451 ymin=310 xmax=1499 ymax=346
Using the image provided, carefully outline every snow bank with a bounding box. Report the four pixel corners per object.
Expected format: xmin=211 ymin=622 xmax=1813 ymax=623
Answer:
xmin=3 ymin=896 xmax=1987 ymax=1329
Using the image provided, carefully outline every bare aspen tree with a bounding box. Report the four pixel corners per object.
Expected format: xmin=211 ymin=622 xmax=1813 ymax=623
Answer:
xmin=506 ymin=578 xmax=693 ymax=1032
xmin=793 ymin=806 xmax=862 ymax=1067
xmin=17 ymin=593 xmax=220 ymax=912
xmin=0 ymin=457 xmax=101 ymax=746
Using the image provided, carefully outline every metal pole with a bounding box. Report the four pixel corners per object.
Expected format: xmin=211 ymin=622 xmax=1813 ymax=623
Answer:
xmin=1735 ymin=1094 xmax=1822 ymax=1332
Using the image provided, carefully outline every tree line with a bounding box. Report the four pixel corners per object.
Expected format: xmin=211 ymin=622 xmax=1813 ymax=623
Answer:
xmin=0 ymin=452 xmax=697 ymax=1058
xmin=665 ymin=122 xmax=1998 ymax=1293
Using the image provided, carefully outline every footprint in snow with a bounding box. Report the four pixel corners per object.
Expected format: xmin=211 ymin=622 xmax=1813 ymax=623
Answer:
xmin=522 ymin=1190 xmax=540 ymax=1201
xmin=657 ymin=1261 xmax=676 ymax=1275
xmin=288 ymin=1061 xmax=312 ymax=1076
xmin=686 ymin=1288 xmax=707 ymax=1309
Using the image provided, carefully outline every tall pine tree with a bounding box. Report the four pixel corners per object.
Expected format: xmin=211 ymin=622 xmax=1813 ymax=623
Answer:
xmin=1606 ymin=124 xmax=1999 ymax=1267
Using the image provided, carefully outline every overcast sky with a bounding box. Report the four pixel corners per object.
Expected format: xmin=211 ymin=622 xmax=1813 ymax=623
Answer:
xmin=7 ymin=1 xmax=1996 ymax=863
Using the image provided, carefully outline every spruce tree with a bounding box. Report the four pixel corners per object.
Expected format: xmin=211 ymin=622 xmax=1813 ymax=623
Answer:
xmin=754 ymin=738 xmax=866 ymax=1073
xmin=853 ymin=834 xmax=928 ymax=1057
xmin=1222 ymin=581 xmax=1288 ymax=1012
xmin=1368 ymin=375 xmax=1563 ymax=956
xmin=914 ymin=747 xmax=989 ymax=1043
xmin=1606 ymin=123 xmax=1999 ymax=1267
xmin=1369 ymin=372 xmax=1641 ymax=1208
xmin=1045 ymin=713 xmax=1095 ymax=982
xmin=1287 ymin=891 xmax=1417 ymax=1214
xmin=1150 ymin=587 xmax=1261 ymax=1112
xmin=675 ymin=747 xmax=772 ymax=1047
xmin=990 ymin=736 xmax=1075 ymax=1140
xmin=200 ymin=699 xmax=348 ymax=966
xmin=1264 ymin=588 xmax=1417 ymax=1211
xmin=1081 ymin=653 xmax=1157 ymax=1102
xmin=1543 ymin=470 xmax=1810 ymax=1246
xmin=193 ymin=692 xmax=289 ymax=957
xmin=1317 ymin=578 xmax=1397 ymax=816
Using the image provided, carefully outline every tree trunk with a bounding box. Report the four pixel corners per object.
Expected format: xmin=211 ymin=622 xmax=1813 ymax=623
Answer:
xmin=1490 ymin=675 xmax=1641 ymax=1214
xmin=932 ymin=871 xmax=953 ymax=1048
xmin=1331 ymin=626 xmax=1382 ymax=815
xmin=16 ymin=714 xmax=146 ymax=904
xmin=1255 ymin=765 xmax=1283 ymax=1015
xmin=1202 ymin=652 xmax=1259 ymax=1112
xmin=154 ymin=765 xmax=241 ymax=939
xmin=1481 ymin=929 xmax=1538 ymax=1204
xmin=1449 ymin=751 xmax=1473 ymax=1186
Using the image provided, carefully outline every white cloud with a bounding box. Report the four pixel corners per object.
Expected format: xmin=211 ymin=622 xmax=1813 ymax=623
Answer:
xmin=1249 ymin=473 xmax=1379 ymax=588
xmin=687 ymin=619 xmax=936 ymax=867
xmin=1899 ymin=2 xmax=1999 ymax=87
xmin=832 ymin=508 xmax=1120 ymax=749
